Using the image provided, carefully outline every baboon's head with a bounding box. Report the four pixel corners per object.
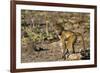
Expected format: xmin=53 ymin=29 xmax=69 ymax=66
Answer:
xmin=54 ymin=24 xmax=64 ymax=36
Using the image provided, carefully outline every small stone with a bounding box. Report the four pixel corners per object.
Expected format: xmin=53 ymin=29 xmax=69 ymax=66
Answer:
xmin=66 ymin=53 xmax=82 ymax=60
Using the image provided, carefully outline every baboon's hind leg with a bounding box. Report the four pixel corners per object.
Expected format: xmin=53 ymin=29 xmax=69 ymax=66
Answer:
xmin=61 ymin=39 xmax=68 ymax=60
xmin=67 ymin=35 xmax=76 ymax=54
xmin=62 ymin=49 xmax=69 ymax=60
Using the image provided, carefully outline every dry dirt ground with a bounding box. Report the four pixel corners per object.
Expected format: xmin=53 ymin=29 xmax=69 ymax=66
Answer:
xmin=21 ymin=41 xmax=64 ymax=63
xmin=21 ymin=40 xmax=90 ymax=63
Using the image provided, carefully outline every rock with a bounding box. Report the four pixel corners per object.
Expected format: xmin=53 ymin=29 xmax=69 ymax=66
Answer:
xmin=66 ymin=53 xmax=82 ymax=61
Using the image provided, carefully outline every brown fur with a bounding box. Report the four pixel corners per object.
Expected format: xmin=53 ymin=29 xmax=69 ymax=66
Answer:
xmin=54 ymin=24 xmax=85 ymax=60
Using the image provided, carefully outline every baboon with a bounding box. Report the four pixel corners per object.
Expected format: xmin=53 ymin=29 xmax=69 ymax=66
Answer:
xmin=54 ymin=24 xmax=86 ymax=60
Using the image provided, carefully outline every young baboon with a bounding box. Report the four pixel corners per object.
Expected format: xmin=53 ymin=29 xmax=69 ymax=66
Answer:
xmin=54 ymin=24 xmax=86 ymax=60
